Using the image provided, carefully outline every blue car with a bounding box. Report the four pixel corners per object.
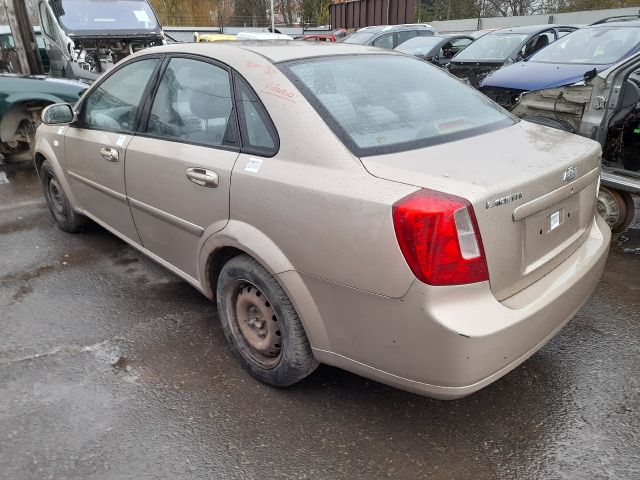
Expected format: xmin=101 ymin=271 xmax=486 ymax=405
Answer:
xmin=480 ymin=20 xmax=640 ymax=108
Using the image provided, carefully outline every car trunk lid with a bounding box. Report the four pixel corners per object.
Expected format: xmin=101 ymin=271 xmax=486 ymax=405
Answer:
xmin=361 ymin=121 xmax=601 ymax=301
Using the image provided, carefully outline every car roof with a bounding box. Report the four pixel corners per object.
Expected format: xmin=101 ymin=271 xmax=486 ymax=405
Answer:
xmin=588 ymin=20 xmax=640 ymax=28
xmin=144 ymin=41 xmax=392 ymax=63
xmin=491 ymin=24 xmax=573 ymax=34
xmin=357 ymin=24 xmax=433 ymax=33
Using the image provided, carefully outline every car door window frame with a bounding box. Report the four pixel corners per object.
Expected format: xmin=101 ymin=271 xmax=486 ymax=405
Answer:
xmin=39 ymin=2 xmax=56 ymax=40
xmin=136 ymin=53 xmax=280 ymax=157
xmin=231 ymin=72 xmax=280 ymax=158
xmin=137 ymin=54 xmax=240 ymax=151
xmin=75 ymin=55 xmax=164 ymax=135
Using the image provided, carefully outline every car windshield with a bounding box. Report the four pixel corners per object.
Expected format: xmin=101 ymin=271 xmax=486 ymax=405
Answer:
xmin=282 ymin=55 xmax=514 ymax=156
xmin=530 ymin=26 xmax=640 ymax=64
xmin=52 ymin=0 xmax=159 ymax=32
xmin=395 ymin=36 xmax=442 ymax=55
xmin=341 ymin=32 xmax=375 ymax=44
xmin=453 ymin=33 xmax=528 ymax=61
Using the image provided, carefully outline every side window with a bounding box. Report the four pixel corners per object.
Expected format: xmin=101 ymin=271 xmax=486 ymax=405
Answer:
xmin=82 ymin=58 xmax=159 ymax=131
xmin=451 ymin=38 xmax=473 ymax=48
xmin=39 ymin=3 xmax=55 ymax=39
xmin=395 ymin=30 xmax=418 ymax=48
xmin=557 ymin=28 xmax=575 ymax=39
xmin=418 ymin=30 xmax=434 ymax=37
xmin=372 ymin=34 xmax=393 ymax=49
xmin=234 ymin=74 xmax=278 ymax=155
xmin=147 ymin=58 xmax=234 ymax=147
xmin=523 ymin=31 xmax=553 ymax=57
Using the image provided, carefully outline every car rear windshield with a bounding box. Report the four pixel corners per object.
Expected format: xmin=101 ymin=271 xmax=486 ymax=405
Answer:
xmin=395 ymin=36 xmax=442 ymax=54
xmin=52 ymin=0 xmax=159 ymax=32
xmin=341 ymin=32 xmax=375 ymax=44
xmin=453 ymin=33 xmax=528 ymax=61
xmin=281 ymin=55 xmax=515 ymax=156
xmin=530 ymin=26 xmax=640 ymax=65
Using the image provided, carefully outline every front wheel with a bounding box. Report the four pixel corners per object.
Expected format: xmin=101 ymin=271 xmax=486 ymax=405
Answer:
xmin=216 ymin=254 xmax=318 ymax=387
xmin=40 ymin=160 xmax=87 ymax=233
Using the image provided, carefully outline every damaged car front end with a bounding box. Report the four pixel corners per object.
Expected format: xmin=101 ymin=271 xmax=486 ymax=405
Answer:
xmin=481 ymin=23 xmax=640 ymax=232
xmin=38 ymin=0 xmax=164 ymax=82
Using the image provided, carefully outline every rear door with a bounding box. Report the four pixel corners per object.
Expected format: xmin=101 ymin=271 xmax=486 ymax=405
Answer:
xmin=124 ymin=56 xmax=240 ymax=280
xmin=64 ymin=56 xmax=161 ymax=243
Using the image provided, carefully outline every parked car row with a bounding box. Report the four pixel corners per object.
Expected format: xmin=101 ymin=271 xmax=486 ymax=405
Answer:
xmin=476 ymin=18 xmax=640 ymax=233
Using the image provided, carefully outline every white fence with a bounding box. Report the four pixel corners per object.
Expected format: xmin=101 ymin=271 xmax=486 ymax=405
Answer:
xmin=432 ymin=7 xmax=640 ymax=33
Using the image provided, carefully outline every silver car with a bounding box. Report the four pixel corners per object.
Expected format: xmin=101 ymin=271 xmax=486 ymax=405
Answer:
xmin=35 ymin=42 xmax=610 ymax=399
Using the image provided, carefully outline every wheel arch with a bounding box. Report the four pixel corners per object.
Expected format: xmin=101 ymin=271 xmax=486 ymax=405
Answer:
xmin=34 ymin=138 xmax=82 ymax=212
xmin=0 ymin=95 xmax=61 ymax=142
xmin=199 ymin=223 xmax=331 ymax=351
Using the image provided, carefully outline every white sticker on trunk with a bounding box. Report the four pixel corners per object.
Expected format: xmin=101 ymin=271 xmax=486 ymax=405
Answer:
xmin=245 ymin=158 xmax=263 ymax=173
xmin=549 ymin=210 xmax=561 ymax=231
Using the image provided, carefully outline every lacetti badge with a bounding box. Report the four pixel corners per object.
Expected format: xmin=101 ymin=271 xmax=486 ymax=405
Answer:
xmin=563 ymin=166 xmax=578 ymax=182
xmin=486 ymin=192 xmax=523 ymax=209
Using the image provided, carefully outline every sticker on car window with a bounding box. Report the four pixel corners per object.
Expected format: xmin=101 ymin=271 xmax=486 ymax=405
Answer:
xmin=437 ymin=118 xmax=467 ymax=134
xmin=133 ymin=10 xmax=151 ymax=22
xmin=245 ymin=158 xmax=263 ymax=173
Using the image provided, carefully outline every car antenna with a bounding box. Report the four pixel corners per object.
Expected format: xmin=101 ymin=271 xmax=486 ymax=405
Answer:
xmin=584 ymin=68 xmax=598 ymax=83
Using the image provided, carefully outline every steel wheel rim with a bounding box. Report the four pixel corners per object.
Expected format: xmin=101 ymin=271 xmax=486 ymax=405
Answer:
xmin=597 ymin=187 xmax=622 ymax=229
xmin=45 ymin=173 xmax=66 ymax=221
xmin=227 ymin=280 xmax=282 ymax=369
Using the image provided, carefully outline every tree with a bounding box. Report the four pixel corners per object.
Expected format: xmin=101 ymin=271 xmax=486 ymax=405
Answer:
xmin=300 ymin=0 xmax=330 ymax=26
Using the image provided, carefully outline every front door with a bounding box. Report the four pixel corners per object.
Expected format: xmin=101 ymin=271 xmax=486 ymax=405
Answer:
xmin=38 ymin=1 xmax=64 ymax=76
xmin=64 ymin=57 xmax=161 ymax=243
xmin=125 ymin=56 xmax=240 ymax=279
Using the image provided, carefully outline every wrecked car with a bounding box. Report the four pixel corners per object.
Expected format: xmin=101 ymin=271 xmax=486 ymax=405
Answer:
xmin=447 ymin=25 xmax=578 ymax=88
xmin=394 ymin=34 xmax=475 ymax=67
xmin=0 ymin=74 xmax=85 ymax=162
xmin=481 ymin=20 xmax=640 ymax=232
xmin=37 ymin=0 xmax=164 ymax=82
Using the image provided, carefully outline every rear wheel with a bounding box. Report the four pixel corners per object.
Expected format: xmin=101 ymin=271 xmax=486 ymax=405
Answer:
xmin=216 ymin=254 xmax=318 ymax=387
xmin=597 ymin=187 xmax=635 ymax=234
xmin=40 ymin=160 xmax=87 ymax=233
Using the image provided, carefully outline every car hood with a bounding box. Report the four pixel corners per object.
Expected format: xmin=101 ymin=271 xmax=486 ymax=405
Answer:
xmin=481 ymin=61 xmax=611 ymax=90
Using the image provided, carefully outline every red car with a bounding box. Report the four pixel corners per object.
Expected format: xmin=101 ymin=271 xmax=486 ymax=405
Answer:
xmin=303 ymin=34 xmax=337 ymax=42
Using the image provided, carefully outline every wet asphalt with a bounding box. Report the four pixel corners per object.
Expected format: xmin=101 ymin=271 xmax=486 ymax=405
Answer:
xmin=0 ymin=160 xmax=638 ymax=480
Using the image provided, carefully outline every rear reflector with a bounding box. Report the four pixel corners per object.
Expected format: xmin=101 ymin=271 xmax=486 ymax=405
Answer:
xmin=392 ymin=189 xmax=489 ymax=286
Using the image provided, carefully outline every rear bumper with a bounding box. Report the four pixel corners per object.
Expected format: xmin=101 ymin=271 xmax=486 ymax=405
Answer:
xmin=288 ymin=214 xmax=610 ymax=400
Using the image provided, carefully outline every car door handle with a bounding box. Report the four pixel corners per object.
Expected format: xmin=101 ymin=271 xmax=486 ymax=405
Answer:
xmin=186 ymin=168 xmax=219 ymax=188
xmin=99 ymin=147 xmax=119 ymax=162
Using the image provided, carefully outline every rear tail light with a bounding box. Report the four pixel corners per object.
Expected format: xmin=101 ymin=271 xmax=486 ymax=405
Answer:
xmin=392 ymin=189 xmax=489 ymax=286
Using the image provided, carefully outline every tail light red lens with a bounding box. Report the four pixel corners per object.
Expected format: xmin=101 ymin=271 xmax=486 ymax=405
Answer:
xmin=392 ymin=189 xmax=489 ymax=286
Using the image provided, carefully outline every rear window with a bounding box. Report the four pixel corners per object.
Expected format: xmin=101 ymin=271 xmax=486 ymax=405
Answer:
xmin=281 ymin=55 xmax=514 ymax=156
xmin=341 ymin=32 xmax=375 ymax=44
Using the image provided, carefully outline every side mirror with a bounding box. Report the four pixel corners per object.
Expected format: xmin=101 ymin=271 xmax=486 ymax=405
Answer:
xmin=41 ymin=103 xmax=75 ymax=125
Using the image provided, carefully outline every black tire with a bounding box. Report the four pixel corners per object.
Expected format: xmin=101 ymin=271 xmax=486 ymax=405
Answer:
xmin=40 ymin=160 xmax=87 ymax=233
xmin=216 ymin=254 xmax=318 ymax=387
xmin=597 ymin=187 xmax=635 ymax=234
